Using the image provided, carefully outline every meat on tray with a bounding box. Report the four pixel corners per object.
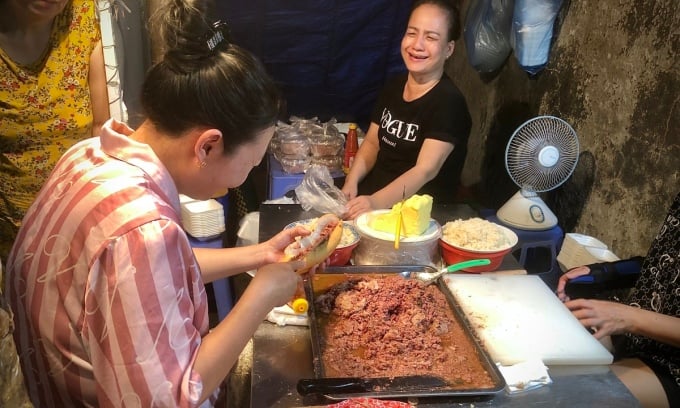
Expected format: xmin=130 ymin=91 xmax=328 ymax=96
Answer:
xmin=314 ymin=276 xmax=495 ymax=388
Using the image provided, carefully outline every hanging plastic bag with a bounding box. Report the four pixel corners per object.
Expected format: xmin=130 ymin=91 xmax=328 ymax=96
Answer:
xmin=463 ymin=0 xmax=515 ymax=73
xmin=511 ymin=0 xmax=564 ymax=75
xmin=295 ymin=164 xmax=348 ymax=217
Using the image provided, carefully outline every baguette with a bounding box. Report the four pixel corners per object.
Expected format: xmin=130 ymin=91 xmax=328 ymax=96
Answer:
xmin=283 ymin=214 xmax=343 ymax=273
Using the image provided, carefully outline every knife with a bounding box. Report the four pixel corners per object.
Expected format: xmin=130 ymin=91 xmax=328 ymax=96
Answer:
xmin=394 ymin=186 xmax=406 ymax=249
xmin=297 ymin=375 xmax=448 ymax=396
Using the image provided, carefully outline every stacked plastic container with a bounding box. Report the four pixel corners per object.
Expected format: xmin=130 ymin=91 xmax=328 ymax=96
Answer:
xmin=179 ymin=195 xmax=226 ymax=241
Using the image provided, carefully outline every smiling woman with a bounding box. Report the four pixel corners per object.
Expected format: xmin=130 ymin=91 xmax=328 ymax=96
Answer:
xmin=341 ymin=0 xmax=472 ymax=220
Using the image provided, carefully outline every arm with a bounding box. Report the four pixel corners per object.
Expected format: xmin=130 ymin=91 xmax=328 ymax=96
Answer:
xmin=193 ymin=225 xmax=310 ymax=283
xmin=88 ymin=40 xmax=110 ymax=135
xmin=342 ymin=122 xmax=380 ymax=200
xmin=195 ymin=261 xmax=302 ymax=402
xmin=87 ymin=220 xmax=303 ymax=406
xmin=343 ymin=137 xmax=454 ymax=219
xmin=556 ymin=256 xmax=644 ymax=301
xmin=370 ymin=138 xmax=453 ymax=209
xmin=565 ymin=298 xmax=680 ymax=348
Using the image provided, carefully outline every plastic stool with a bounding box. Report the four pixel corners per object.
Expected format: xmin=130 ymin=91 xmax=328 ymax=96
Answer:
xmin=210 ymin=278 xmax=233 ymax=321
xmin=481 ymin=209 xmax=564 ymax=290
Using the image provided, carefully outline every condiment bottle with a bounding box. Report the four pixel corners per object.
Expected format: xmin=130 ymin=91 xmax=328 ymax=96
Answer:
xmin=343 ymin=123 xmax=359 ymax=175
xmin=287 ymin=280 xmax=308 ymax=314
xmin=287 ymin=297 xmax=308 ymax=314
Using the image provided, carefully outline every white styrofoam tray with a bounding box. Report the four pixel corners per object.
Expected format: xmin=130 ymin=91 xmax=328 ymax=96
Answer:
xmin=557 ymin=233 xmax=619 ymax=272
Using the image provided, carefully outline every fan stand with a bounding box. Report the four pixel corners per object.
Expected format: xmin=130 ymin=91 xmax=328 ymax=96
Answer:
xmin=496 ymin=190 xmax=558 ymax=230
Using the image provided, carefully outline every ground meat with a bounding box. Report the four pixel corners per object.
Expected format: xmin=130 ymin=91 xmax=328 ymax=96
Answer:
xmin=315 ymin=276 xmax=495 ymax=389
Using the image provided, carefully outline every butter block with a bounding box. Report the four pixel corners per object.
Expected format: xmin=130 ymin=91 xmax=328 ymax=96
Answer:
xmin=370 ymin=194 xmax=433 ymax=237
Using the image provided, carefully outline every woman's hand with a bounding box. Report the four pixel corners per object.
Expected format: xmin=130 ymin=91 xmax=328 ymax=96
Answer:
xmin=564 ymin=298 xmax=633 ymax=340
xmin=556 ymin=265 xmax=591 ymax=301
xmin=341 ymin=183 xmax=358 ymax=201
xmin=251 ymin=261 xmax=304 ymax=307
xmin=261 ymin=225 xmax=311 ymax=264
xmin=344 ymin=195 xmax=375 ymax=220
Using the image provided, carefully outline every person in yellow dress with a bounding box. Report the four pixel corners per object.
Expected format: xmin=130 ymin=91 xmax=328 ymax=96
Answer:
xmin=0 ymin=0 xmax=110 ymax=262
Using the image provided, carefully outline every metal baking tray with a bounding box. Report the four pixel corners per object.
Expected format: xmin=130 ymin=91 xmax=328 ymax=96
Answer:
xmin=303 ymin=265 xmax=506 ymax=400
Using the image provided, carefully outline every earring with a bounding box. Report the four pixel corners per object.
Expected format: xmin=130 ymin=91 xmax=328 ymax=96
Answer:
xmin=198 ymin=160 xmax=207 ymax=169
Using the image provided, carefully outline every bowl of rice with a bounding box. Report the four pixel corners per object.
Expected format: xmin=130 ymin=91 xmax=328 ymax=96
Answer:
xmin=439 ymin=217 xmax=518 ymax=272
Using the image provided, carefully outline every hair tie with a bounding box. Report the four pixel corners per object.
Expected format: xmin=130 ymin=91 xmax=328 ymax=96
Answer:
xmin=207 ymin=21 xmax=230 ymax=51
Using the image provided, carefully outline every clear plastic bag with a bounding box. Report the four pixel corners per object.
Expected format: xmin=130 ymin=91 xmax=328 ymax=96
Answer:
xmin=294 ymin=164 xmax=348 ymax=216
xmin=464 ymin=0 xmax=514 ymax=73
xmin=511 ymin=0 xmax=564 ymax=75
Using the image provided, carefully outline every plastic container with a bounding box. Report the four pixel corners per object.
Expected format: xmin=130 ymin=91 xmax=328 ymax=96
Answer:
xmin=311 ymin=155 xmax=342 ymax=172
xmin=353 ymin=210 xmax=441 ymax=266
xmin=279 ymin=135 xmax=310 ymax=157
xmin=279 ymin=155 xmax=311 ymax=174
xmin=309 ymin=135 xmax=344 ymax=157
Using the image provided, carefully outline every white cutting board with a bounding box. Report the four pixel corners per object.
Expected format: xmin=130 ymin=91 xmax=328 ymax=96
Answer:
xmin=443 ymin=274 xmax=613 ymax=366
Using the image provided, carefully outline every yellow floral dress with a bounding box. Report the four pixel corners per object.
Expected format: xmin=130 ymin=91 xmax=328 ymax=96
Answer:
xmin=0 ymin=0 xmax=101 ymax=260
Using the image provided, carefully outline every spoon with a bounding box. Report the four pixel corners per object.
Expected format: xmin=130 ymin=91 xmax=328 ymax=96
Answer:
xmin=400 ymin=258 xmax=491 ymax=285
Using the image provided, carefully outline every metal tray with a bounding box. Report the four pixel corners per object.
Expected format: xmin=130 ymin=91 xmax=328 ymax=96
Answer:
xmin=303 ymin=265 xmax=506 ymax=400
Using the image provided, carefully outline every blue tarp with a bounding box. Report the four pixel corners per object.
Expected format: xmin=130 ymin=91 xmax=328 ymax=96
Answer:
xmin=217 ymin=1 xmax=412 ymax=129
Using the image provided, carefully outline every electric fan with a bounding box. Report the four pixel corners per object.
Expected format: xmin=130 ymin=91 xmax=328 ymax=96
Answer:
xmin=496 ymin=116 xmax=579 ymax=230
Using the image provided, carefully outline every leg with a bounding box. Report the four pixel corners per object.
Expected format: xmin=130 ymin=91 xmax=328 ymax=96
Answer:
xmin=610 ymin=358 xmax=669 ymax=408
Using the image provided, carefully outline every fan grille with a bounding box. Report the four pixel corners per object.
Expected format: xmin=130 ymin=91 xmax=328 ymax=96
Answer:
xmin=505 ymin=116 xmax=579 ymax=193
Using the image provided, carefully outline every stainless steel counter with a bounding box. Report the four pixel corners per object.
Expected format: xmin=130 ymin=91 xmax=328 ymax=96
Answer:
xmin=249 ymin=323 xmax=641 ymax=408
xmin=238 ymin=203 xmax=640 ymax=407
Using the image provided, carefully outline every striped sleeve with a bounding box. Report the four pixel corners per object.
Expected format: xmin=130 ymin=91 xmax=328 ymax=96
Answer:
xmin=82 ymin=219 xmax=212 ymax=407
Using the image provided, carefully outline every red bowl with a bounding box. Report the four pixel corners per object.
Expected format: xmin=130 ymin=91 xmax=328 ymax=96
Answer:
xmin=439 ymin=223 xmax=518 ymax=272
xmin=328 ymin=222 xmax=360 ymax=266
xmin=439 ymin=239 xmax=513 ymax=272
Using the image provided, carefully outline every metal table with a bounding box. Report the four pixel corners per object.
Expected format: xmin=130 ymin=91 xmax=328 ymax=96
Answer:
xmin=250 ymin=323 xmax=640 ymax=408
xmin=238 ymin=204 xmax=641 ymax=407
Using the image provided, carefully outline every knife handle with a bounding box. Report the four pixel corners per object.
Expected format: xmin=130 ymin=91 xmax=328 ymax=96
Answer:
xmin=297 ymin=378 xmax=365 ymax=395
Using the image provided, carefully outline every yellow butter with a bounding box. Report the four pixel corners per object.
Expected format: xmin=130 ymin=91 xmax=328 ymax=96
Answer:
xmin=370 ymin=194 xmax=433 ymax=237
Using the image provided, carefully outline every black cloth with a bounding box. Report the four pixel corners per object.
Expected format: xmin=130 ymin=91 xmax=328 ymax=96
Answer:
xmin=613 ymin=191 xmax=680 ymax=393
xmin=358 ymin=73 xmax=471 ymax=203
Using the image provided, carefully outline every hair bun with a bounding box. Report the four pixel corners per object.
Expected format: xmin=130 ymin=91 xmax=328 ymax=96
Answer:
xmin=151 ymin=0 xmax=226 ymax=72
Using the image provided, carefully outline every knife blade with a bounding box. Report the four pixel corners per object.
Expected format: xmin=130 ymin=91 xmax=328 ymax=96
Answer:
xmin=394 ymin=186 xmax=406 ymax=249
xmin=297 ymin=375 xmax=448 ymax=396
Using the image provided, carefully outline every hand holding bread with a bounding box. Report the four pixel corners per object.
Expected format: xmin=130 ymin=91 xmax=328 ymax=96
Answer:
xmin=282 ymin=214 xmax=344 ymax=273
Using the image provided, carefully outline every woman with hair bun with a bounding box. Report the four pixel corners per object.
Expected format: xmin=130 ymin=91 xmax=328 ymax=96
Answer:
xmin=5 ymin=0 xmax=311 ymax=406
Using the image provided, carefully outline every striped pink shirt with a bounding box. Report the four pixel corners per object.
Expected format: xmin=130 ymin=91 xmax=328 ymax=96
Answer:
xmin=6 ymin=119 xmax=214 ymax=407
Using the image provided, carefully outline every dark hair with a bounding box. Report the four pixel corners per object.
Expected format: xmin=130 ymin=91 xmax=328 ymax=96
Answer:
xmin=141 ymin=0 xmax=282 ymax=155
xmin=411 ymin=0 xmax=462 ymax=41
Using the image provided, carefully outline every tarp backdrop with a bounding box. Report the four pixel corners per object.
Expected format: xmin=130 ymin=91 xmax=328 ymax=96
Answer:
xmin=217 ymin=0 xmax=413 ymax=129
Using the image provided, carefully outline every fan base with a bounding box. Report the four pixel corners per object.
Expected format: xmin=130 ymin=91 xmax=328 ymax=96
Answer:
xmin=496 ymin=191 xmax=558 ymax=231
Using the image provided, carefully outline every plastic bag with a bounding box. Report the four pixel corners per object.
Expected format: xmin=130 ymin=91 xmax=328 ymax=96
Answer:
xmin=464 ymin=0 xmax=514 ymax=73
xmin=511 ymin=0 xmax=564 ymax=75
xmin=295 ymin=164 xmax=348 ymax=216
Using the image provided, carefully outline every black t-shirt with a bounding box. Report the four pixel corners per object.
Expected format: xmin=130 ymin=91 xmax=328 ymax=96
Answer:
xmin=358 ymin=73 xmax=471 ymax=203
